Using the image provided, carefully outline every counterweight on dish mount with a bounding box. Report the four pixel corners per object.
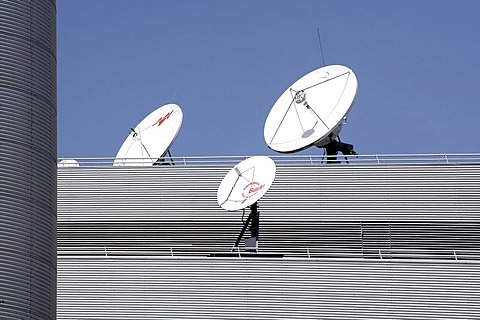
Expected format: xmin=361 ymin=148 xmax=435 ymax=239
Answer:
xmin=217 ymin=156 xmax=276 ymax=253
xmin=113 ymin=103 xmax=183 ymax=166
xmin=264 ymin=65 xmax=358 ymax=163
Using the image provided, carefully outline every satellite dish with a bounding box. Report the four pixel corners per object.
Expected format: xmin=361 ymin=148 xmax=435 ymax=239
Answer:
xmin=113 ymin=103 xmax=183 ymax=166
xmin=217 ymin=156 xmax=276 ymax=253
xmin=217 ymin=156 xmax=276 ymax=212
xmin=264 ymin=65 xmax=358 ymax=153
xmin=58 ymin=159 xmax=79 ymax=167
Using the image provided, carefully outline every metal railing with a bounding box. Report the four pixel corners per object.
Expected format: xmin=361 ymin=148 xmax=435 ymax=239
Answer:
xmin=57 ymin=245 xmax=480 ymax=262
xmin=58 ymin=153 xmax=480 ymax=167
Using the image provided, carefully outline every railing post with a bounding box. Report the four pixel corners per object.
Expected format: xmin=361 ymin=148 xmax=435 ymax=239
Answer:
xmin=453 ymin=250 xmax=457 ymax=261
xmin=379 ymin=249 xmax=383 ymax=260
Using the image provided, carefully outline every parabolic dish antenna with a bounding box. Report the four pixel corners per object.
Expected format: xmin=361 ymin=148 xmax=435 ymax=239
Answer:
xmin=217 ymin=156 xmax=276 ymax=212
xmin=58 ymin=159 xmax=79 ymax=167
xmin=113 ymin=103 xmax=183 ymax=166
xmin=264 ymin=65 xmax=357 ymax=153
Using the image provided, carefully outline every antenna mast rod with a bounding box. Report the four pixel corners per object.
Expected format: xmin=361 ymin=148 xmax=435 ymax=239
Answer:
xmin=170 ymin=86 xmax=180 ymax=102
xmin=317 ymin=28 xmax=326 ymax=67
xmin=231 ymin=202 xmax=259 ymax=252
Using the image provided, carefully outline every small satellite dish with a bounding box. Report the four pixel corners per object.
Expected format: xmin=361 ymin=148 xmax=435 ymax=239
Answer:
xmin=264 ymin=65 xmax=358 ymax=153
xmin=113 ymin=103 xmax=183 ymax=166
xmin=58 ymin=159 xmax=79 ymax=167
xmin=217 ymin=156 xmax=276 ymax=212
xmin=217 ymin=156 xmax=276 ymax=252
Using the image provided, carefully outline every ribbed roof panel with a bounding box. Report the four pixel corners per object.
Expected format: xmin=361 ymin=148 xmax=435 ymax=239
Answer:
xmin=58 ymin=163 xmax=480 ymax=259
xmin=57 ymin=256 xmax=480 ymax=319
xmin=58 ymin=164 xmax=480 ymax=222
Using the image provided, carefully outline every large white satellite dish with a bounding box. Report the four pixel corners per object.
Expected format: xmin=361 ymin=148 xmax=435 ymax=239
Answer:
xmin=113 ymin=103 xmax=183 ymax=166
xmin=264 ymin=65 xmax=358 ymax=154
xmin=217 ymin=156 xmax=276 ymax=212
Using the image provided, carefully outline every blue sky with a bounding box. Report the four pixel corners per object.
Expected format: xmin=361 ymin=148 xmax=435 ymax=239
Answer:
xmin=58 ymin=1 xmax=480 ymax=158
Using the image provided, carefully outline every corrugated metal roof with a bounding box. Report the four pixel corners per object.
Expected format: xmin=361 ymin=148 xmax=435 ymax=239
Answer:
xmin=58 ymin=256 xmax=480 ymax=319
xmin=58 ymin=160 xmax=480 ymax=258
xmin=57 ymin=157 xmax=480 ymax=318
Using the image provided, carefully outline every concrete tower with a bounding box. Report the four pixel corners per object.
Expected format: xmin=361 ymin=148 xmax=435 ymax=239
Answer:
xmin=0 ymin=1 xmax=57 ymax=319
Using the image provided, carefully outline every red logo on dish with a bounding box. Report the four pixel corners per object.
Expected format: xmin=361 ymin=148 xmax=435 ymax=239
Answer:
xmin=242 ymin=182 xmax=265 ymax=199
xmin=153 ymin=110 xmax=174 ymax=127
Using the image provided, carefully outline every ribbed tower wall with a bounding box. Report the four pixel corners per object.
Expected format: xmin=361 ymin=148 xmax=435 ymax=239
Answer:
xmin=0 ymin=1 xmax=57 ymax=319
